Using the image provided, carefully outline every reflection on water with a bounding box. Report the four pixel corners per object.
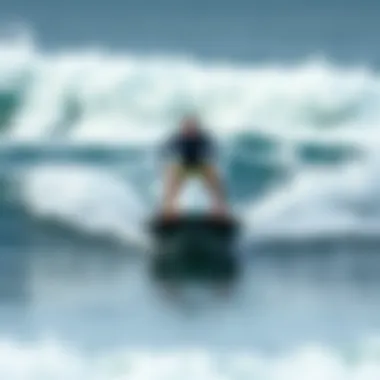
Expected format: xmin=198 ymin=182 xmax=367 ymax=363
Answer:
xmin=1 ymin=239 xmax=380 ymax=351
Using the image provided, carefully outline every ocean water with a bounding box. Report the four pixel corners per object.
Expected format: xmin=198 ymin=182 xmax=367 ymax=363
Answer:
xmin=2 ymin=0 xmax=380 ymax=378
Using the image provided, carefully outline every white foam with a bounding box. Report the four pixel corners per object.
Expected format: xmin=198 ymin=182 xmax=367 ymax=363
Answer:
xmin=2 ymin=32 xmax=380 ymax=241
xmin=1 ymin=35 xmax=380 ymax=146
xmin=1 ymin=338 xmax=380 ymax=380
xmin=22 ymin=165 xmax=149 ymax=248
xmin=242 ymin=147 xmax=380 ymax=240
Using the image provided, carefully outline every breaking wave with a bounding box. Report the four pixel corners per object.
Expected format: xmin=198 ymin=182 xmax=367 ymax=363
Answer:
xmin=0 ymin=33 xmax=380 ymax=244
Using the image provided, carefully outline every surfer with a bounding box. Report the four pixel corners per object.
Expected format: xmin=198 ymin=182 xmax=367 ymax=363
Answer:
xmin=161 ymin=115 xmax=229 ymax=217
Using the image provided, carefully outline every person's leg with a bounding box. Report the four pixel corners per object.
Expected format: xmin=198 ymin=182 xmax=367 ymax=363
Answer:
xmin=162 ymin=163 xmax=185 ymax=216
xmin=201 ymin=164 xmax=228 ymax=215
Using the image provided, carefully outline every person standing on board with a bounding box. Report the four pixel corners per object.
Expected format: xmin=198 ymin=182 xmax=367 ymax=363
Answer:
xmin=161 ymin=114 xmax=229 ymax=217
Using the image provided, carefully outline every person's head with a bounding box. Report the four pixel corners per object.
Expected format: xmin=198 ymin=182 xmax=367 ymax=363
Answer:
xmin=179 ymin=114 xmax=202 ymax=136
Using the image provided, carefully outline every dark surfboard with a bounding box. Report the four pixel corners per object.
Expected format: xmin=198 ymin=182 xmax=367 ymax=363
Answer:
xmin=148 ymin=214 xmax=240 ymax=284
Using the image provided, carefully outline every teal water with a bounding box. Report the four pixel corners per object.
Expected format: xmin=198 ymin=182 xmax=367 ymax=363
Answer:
xmin=1 ymin=7 xmax=380 ymax=377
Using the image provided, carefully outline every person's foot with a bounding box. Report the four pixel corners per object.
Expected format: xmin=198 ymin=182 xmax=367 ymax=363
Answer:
xmin=211 ymin=204 xmax=229 ymax=219
xmin=162 ymin=207 xmax=179 ymax=220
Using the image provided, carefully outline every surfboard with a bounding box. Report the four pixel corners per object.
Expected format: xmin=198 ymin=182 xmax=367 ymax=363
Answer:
xmin=148 ymin=213 xmax=240 ymax=284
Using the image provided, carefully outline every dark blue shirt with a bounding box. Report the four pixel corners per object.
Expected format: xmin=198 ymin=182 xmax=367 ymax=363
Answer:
xmin=165 ymin=132 xmax=214 ymax=166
